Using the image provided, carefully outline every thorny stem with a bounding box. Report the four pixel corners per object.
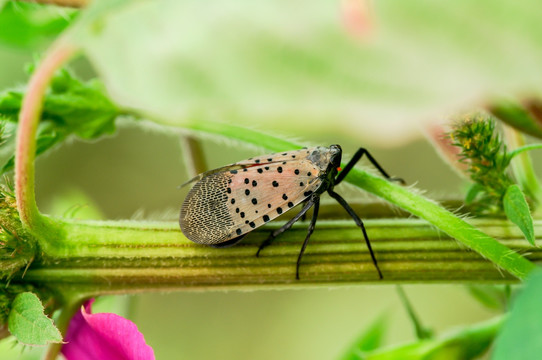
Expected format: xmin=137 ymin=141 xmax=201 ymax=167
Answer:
xmin=15 ymin=41 xmax=78 ymax=230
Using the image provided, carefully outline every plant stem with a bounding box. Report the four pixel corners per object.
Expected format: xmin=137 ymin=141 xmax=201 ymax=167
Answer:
xmin=396 ymin=286 xmax=432 ymax=340
xmin=505 ymin=127 xmax=542 ymax=211
xmin=177 ymin=121 xmax=537 ymax=280
xmin=180 ymin=134 xmax=208 ymax=177
xmin=15 ymin=41 xmax=78 ymax=230
xmin=15 ymin=215 xmax=542 ymax=294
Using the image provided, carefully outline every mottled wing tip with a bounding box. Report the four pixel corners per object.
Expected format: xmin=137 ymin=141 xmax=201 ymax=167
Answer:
xmin=179 ymin=164 xmax=249 ymax=189
xmin=179 ymin=174 xmax=203 ymax=189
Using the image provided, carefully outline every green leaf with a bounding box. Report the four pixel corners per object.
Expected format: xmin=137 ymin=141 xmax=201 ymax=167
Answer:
xmin=362 ymin=316 xmax=503 ymax=360
xmin=0 ymin=1 xmax=77 ymax=50
xmin=7 ymin=292 xmax=62 ymax=346
xmin=339 ymin=315 xmax=387 ymax=360
xmin=491 ymin=101 xmax=542 ymax=139
xmin=493 ymin=270 xmax=542 ymax=359
xmin=68 ymin=0 xmax=542 ymax=143
xmin=465 ymin=183 xmax=484 ymax=204
xmin=0 ymin=68 xmax=122 ymax=173
xmin=503 ymin=184 xmax=535 ymax=245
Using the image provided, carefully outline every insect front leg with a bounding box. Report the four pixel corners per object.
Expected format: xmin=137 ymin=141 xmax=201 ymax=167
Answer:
xmin=256 ymin=199 xmax=315 ymax=257
xmin=335 ymin=148 xmax=404 ymax=185
xmin=300 ymin=199 xmax=309 ymax=221
xmin=327 ymin=190 xmax=383 ymax=279
xmin=296 ymin=195 xmax=320 ymax=280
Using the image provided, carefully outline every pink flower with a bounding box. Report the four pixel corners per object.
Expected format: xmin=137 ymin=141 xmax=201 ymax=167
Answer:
xmin=62 ymin=299 xmax=155 ymax=360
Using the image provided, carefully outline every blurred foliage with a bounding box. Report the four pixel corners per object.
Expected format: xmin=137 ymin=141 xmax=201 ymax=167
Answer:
xmin=493 ymin=270 xmax=542 ymax=359
xmin=359 ymin=316 xmax=503 ymax=360
xmin=0 ymin=67 xmax=123 ymax=173
xmin=467 ymin=285 xmax=510 ymax=312
xmin=67 ymin=0 xmax=542 ymax=144
xmin=340 ymin=315 xmax=387 ymax=360
xmin=490 ymin=100 xmax=542 ymax=139
xmin=0 ymin=1 xmax=77 ymax=49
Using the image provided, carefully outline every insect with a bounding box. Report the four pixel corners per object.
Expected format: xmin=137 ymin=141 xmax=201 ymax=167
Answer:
xmin=180 ymin=145 xmax=401 ymax=279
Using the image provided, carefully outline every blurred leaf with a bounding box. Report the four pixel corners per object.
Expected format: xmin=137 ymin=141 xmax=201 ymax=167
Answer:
xmin=490 ymin=100 xmax=542 ymax=139
xmin=493 ymin=270 xmax=542 ymax=360
xmin=7 ymin=292 xmax=62 ymax=346
xmin=465 ymin=183 xmax=484 ymax=204
xmin=467 ymin=285 xmax=509 ymax=312
xmin=0 ymin=1 xmax=77 ymax=49
xmin=339 ymin=315 xmax=387 ymax=360
xmin=68 ymin=0 xmax=542 ymax=144
xmin=0 ymin=68 xmax=122 ymax=173
xmin=503 ymin=184 xmax=535 ymax=245
xmin=363 ymin=316 xmax=503 ymax=360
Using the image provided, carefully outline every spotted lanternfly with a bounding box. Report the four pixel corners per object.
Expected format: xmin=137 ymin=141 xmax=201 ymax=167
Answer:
xmin=180 ymin=145 xmax=401 ymax=279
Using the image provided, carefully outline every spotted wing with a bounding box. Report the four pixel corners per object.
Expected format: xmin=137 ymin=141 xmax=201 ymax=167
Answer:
xmin=180 ymin=159 xmax=322 ymax=245
xmin=180 ymin=147 xmax=316 ymax=187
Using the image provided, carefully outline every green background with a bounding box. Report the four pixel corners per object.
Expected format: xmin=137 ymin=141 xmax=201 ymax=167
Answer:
xmin=1 ymin=1 xmax=541 ymax=358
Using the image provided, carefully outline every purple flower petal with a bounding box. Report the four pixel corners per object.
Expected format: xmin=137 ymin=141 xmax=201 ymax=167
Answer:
xmin=62 ymin=299 xmax=155 ymax=360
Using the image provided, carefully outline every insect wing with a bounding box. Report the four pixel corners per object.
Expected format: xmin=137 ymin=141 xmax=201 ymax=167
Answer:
xmin=225 ymin=160 xmax=321 ymax=240
xmin=180 ymin=148 xmax=315 ymax=187
xmin=180 ymin=159 xmax=322 ymax=245
xmin=234 ymin=147 xmax=316 ymax=167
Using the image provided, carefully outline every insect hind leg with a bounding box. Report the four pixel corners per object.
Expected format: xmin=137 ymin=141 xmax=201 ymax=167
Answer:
xmin=256 ymin=198 xmax=314 ymax=257
xmin=328 ymin=190 xmax=383 ymax=279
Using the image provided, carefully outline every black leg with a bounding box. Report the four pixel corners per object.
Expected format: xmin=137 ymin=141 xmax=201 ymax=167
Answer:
xmin=300 ymin=200 xmax=309 ymax=221
xmin=328 ymin=190 xmax=383 ymax=279
xmin=256 ymin=199 xmax=314 ymax=257
xmin=296 ymin=196 xmax=320 ymax=280
xmin=335 ymin=147 xmax=403 ymax=185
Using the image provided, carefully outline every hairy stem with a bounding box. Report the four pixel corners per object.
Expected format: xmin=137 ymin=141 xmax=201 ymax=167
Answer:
xmin=15 ymin=41 xmax=78 ymax=230
xmin=178 ymin=121 xmax=537 ymax=280
xmin=14 ymin=215 xmax=542 ymax=294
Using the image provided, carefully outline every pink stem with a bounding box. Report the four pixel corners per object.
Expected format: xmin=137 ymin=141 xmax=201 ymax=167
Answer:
xmin=15 ymin=41 xmax=78 ymax=229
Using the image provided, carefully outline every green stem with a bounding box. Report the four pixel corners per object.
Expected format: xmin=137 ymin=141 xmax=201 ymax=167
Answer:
xmin=396 ymin=286 xmax=432 ymax=340
xmin=15 ymin=215 xmax=542 ymax=293
xmin=15 ymin=40 xmax=78 ymax=230
xmin=508 ymin=143 xmax=542 ymax=158
xmin=44 ymin=297 xmax=85 ymax=360
xmin=504 ymin=126 xmax=542 ymax=214
xmin=180 ymin=134 xmax=208 ymax=177
xmin=177 ymin=121 xmax=537 ymax=280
